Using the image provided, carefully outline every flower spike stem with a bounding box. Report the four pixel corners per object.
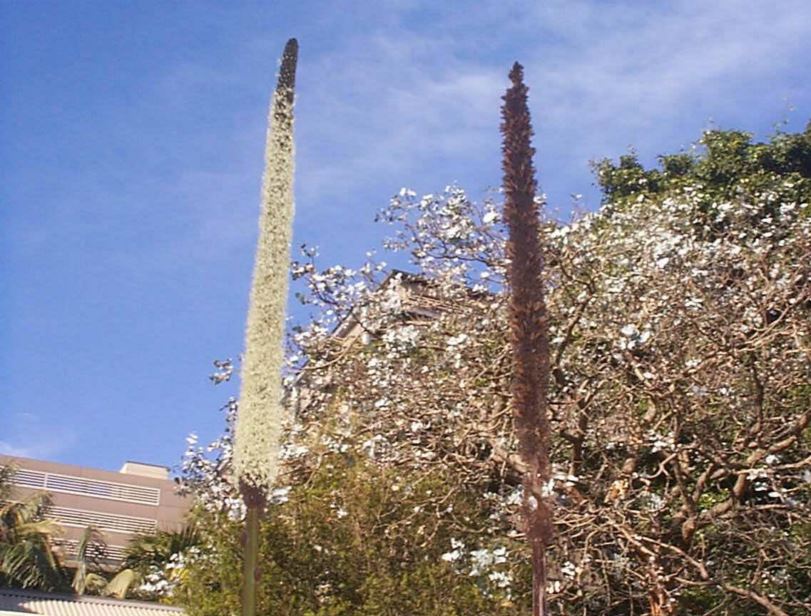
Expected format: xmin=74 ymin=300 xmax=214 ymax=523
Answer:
xmin=241 ymin=484 xmax=265 ymax=616
xmin=501 ymin=62 xmax=552 ymax=616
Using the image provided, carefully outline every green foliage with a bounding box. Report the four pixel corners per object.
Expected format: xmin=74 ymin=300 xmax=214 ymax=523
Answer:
xmin=183 ymin=458 xmax=523 ymax=615
xmin=0 ymin=470 xmax=65 ymax=591
xmin=594 ymin=152 xmax=660 ymax=199
xmin=123 ymin=525 xmax=200 ymax=575
xmin=70 ymin=526 xmax=109 ymax=594
xmin=596 ymin=122 xmax=811 ymax=205
xmin=101 ymin=525 xmax=203 ymax=601
xmin=176 ymin=511 xmax=242 ymax=614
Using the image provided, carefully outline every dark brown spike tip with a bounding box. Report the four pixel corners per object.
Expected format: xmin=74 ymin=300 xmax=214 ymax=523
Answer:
xmin=283 ymin=38 xmax=299 ymax=58
xmin=509 ymin=62 xmax=524 ymax=85
xmin=277 ymin=38 xmax=299 ymax=96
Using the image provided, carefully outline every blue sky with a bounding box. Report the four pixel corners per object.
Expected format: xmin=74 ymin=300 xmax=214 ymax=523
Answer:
xmin=2 ymin=0 xmax=810 ymax=472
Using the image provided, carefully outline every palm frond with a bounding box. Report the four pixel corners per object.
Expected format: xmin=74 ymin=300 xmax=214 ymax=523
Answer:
xmin=0 ymin=488 xmax=64 ymax=590
xmin=103 ymin=568 xmax=139 ymax=599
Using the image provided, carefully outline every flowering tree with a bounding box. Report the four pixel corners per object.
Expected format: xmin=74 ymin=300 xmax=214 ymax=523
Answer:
xmin=180 ymin=125 xmax=811 ymax=615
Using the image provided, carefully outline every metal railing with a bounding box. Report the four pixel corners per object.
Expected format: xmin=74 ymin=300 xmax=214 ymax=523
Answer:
xmin=48 ymin=505 xmax=158 ymax=535
xmin=54 ymin=538 xmax=129 ymax=564
xmin=9 ymin=467 xmax=161 ymax=506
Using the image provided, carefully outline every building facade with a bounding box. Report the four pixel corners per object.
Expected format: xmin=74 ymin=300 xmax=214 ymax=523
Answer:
xmin=0 ymin=455 xmax=189 ymax=566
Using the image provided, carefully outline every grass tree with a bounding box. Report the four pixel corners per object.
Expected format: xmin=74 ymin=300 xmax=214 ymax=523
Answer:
xmin=501 ymin=62 xmax=552 ymax=616
xmin=232 ymin=38 xmax=298 ymax=616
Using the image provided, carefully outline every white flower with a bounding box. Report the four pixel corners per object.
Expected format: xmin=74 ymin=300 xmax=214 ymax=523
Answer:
xmin=447 ymin=334 xmax=469 ymax=347
xmin=410 ymin=420 xmax=426 ymax=432
xmin=620 ymin=324 xmax=638 ymax=338
xmin=441 ymin=550 xmax=462 ymax=562
xmin=269 ymin=486 xmax=291 ymax=505
xmin=280 ymin=443 xmax=309 ymax=459
xmin=488 ymin=570 xmax=512 ymax=589
xmin=441 ymin=538 xmax=465 ymax=563
xmin=505 ymin=487 xmax=523 ymax=506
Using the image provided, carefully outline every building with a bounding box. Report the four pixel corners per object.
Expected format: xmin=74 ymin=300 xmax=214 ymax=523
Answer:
xmin=0 ymin=587 xmax=185 ymax=615
xmin=332 ymin=270 xmax=459 ymax=343
xmin=0 ymin=455 xmax=189 ymax=567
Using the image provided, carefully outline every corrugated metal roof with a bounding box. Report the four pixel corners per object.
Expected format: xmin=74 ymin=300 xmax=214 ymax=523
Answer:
xmin=0 ymin=589 xmax=184 ymax=615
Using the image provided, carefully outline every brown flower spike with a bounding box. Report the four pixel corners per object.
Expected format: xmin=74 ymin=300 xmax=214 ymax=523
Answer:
xmin=501 ymin=62 xmax=552 ymax=616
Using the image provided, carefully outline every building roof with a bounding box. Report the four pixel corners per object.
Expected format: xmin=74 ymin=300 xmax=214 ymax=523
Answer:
xmin=0 ymin=588 xmax=184 ymax=615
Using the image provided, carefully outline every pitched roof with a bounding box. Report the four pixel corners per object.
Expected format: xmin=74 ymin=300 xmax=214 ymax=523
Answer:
xmin=0 ymin=588 xmax=184 ymax=615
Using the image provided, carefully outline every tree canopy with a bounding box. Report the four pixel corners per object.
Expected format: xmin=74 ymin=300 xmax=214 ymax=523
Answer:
xmin=177 ymin=125 xmax=811 ymax=615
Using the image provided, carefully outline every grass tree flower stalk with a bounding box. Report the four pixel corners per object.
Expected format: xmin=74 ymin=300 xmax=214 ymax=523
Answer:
xmin=233 ymin=37 xmax=298 ymax=616
xmin=501 ymin=62 xmax=553 ymax=616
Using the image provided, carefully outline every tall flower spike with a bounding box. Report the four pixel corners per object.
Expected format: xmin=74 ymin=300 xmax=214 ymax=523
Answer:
xmin=234 ymin=38 xmax=298 ymax=616
xmin=233 ymin=38 xmax=298 ymax=494
xmin=501 ymin=62 xmax=553 ymax=616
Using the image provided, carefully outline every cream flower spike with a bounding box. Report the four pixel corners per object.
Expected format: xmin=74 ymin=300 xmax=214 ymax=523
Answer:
xmin=233 ymin=38 xmax=298 ymax=492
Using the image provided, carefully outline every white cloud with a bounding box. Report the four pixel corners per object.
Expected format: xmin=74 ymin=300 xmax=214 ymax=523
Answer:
xmin=287 ymin=0 xmax=811 ymax=215
xmin=524 ymin=0 xmax=810 ymax=146
xmin=119 ymin=0 xmax=811 ymax=257
xmin=0 ymin=413 xmax=77 ymax=461
xmin=295 ymin=33 xmax=504 ymax=202
xmin=0 ymin=442 xmax=41 ymax=459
